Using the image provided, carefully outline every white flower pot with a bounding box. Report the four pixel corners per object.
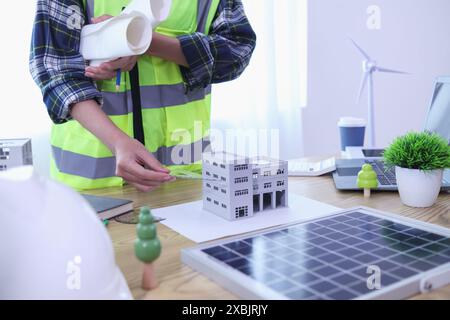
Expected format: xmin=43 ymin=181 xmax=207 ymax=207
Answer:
xmin=395 ymin=166 xmax=443 ymax=208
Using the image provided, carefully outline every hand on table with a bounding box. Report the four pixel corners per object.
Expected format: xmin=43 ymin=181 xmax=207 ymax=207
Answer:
xmin=114 ymin=137 xmax=176 ymax=192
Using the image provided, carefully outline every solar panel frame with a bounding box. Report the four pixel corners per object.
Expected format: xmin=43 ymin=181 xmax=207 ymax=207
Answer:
xmin=181 ymin=206 xmax=450 ymax=300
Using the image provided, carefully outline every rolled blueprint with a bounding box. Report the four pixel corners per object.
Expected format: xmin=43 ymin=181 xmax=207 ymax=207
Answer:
xmin=80 ymin=0 xmax=172 ymax=66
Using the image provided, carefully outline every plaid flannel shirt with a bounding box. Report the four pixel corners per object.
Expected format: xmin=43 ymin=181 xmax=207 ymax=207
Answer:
xmin=29 ymin=0 xmax=256 ymax=124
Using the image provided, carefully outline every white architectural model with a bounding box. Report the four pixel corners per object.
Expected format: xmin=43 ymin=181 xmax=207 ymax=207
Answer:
xmin=202 ymin=152 xmax=288 ymax=221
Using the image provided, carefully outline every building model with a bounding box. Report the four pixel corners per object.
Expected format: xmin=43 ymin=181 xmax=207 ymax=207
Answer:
xmin=202 ymin=152 xmax=289 ymax=221
xmin=0 ymin=139 xmax=33 ymax=172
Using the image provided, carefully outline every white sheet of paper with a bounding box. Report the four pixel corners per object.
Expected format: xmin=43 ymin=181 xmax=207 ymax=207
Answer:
xmin=154 ymin=194 xmax=340 ymax=243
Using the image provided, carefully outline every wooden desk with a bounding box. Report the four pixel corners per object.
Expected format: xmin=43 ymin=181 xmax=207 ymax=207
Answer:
xmin=87 ymin=175 xmax=450 ymax=300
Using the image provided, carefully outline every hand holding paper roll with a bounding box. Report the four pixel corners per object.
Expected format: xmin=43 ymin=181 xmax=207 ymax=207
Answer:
xmin=80 ymin=0 xmax=172 ymax=66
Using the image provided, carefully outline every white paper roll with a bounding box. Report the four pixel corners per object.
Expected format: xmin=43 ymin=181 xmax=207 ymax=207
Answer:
xmin=80 ymin=0 xmax=172 ymax=66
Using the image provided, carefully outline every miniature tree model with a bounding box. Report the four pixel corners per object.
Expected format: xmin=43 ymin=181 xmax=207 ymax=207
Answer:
xmin=357 ymin=164 xmax=379 ymax=198
xmin=135 ymin=207 xmax=161 ymax=290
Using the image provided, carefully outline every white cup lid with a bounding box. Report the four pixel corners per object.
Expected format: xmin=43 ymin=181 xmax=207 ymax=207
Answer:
xmin=338 ymin=117 xmax=366 ymax=127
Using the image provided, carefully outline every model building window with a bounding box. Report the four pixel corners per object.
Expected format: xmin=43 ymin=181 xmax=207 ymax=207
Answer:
xmin=277 ymin=169 xmax=285 ymax=175
xmin=234 ymin=164 xmax=249 ymax=171
xmin=277 ymin=181 xmax=285 ymax=187
xmin=220 ymin=164 xmax=226 ymax=169
xmin=234 ymin=177 xmax=249 ymax=184
xmin=206 ymin=171 xmax=211 ymax=176
xmin=0 ymin=148 xmax=10 ymax=160
xmin=253 ymin=173 xmax=258 ymax=179
xmin=214 ymin=200 xmax=219 ymax=206
xmin=206 ymin=197 xmax=212 ymax=202
xmin=264 ymin=182 xmax=272 ymax=189
xmin=235 ymin=189 xmax=249 ymax=196
xmin=222 ymin=204 xmax=227 ymax=209
xmin=263 ymin=171 xmax=271 ymax=177
xmin=214 ymin=186 xmax=219 ymax=191
xmin=221 ymin=189 xmax=227 ymax=194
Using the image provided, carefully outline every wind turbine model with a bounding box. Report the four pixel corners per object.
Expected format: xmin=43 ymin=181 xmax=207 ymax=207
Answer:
xmin=350 ymin=38 xmax=408 ymax=147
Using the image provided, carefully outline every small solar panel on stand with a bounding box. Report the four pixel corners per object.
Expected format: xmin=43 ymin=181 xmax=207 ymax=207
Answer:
xmin=183 ymin=208 xmax=450 ymax=300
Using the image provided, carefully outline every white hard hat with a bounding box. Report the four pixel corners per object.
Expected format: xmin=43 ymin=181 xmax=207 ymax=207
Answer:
xmin=0 ymin=166 xmax=132 ymax=300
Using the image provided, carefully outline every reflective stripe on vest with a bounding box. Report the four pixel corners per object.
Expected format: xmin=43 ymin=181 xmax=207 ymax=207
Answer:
xmin=51 ymin=0 xmax=220 ymax=190
xmin=102 ymin=83 xmax=212 ymax=115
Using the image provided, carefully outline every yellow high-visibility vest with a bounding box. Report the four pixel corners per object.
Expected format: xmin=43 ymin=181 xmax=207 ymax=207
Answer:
xmin=51 ymin=0 xmax=220 ymax=190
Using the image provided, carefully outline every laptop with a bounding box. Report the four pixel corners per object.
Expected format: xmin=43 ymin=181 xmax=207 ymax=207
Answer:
xmin=333 ymin=76 xmax=450 ymax=191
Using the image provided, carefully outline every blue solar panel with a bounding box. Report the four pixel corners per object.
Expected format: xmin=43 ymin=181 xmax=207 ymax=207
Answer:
xmin=183 ymin=209 xmax=450 ymax=300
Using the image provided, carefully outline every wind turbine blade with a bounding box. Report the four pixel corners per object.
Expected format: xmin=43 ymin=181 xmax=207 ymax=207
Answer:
xmin=376 ymin=67 xmax=409 ymax=75
xmin=349 ymin=38 xmax=371 ymax=60
xmin=357 ymin=72 xmax=370 ymax=103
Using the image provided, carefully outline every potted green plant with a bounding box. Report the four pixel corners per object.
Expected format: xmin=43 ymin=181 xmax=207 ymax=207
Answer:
xmin=383 ymin=132 xmax=450 ymax=208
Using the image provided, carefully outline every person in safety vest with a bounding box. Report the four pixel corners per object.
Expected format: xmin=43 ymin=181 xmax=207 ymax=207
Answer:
xmin=30 ymin=0 xmax=256 ymax=192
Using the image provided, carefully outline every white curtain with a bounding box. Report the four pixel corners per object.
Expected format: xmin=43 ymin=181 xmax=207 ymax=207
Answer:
xmin=0 ymin=2 xmax=53 ymax=177
xmin=211 ymin=0 xmax=308 ymax=160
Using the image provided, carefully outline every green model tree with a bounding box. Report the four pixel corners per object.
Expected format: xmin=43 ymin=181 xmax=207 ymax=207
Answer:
xmin=357 ymin=164 xmax=379 ymax=198
xmin=135 ymin=207 xmax=161 ymax=290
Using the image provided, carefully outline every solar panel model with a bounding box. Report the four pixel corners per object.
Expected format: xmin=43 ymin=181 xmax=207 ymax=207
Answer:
xmin=182 ymin=207 xmax=450 ymax=300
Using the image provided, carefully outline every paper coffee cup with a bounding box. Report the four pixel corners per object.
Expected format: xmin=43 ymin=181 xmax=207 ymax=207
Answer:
xmin=338 ymin=117 xmax=366 ymax=151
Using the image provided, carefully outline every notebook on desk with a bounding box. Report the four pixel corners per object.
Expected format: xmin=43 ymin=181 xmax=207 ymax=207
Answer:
xmin=82 ymin=194 xmax=133 ymax=220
